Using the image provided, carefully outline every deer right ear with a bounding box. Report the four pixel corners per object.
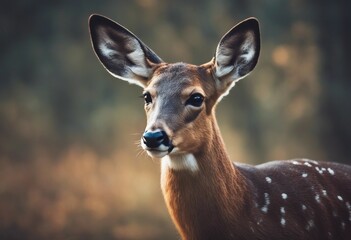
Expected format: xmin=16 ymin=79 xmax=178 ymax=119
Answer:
xmin=89 ymin=14 xmax=163 ymax=88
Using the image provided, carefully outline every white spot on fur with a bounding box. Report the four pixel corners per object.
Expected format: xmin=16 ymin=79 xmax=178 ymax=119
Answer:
xmin=302 ymin=173 xmax=308 ymax=178
xmin=280 ymin=207 xmax=286 ymax=227
xmin=315 ymin=166 xmax=324 ymax=174
xmin=281 ymin=218 xmax=286 ymax=227
xmin=337 ymin=195 xmax=343 ymax=201
xmin=280 ymin=207 xmax=286 ymax=214
xmin=304 ymin=162 xmax=312 ymax=167
xmin=261 ymin=193 xmax=270 ymax=213
xmin=292 ymin=160 xmax=301 ymax=165
xmin=261 ymin=206 xmax=268 ymax=213
xmin=162 ymin=154 xmax=199 ymax=172
xmin=327 ymin=168 xmax=335 ymax=175
xmin=306 ymin=220 xmax=314 ymax=231
xmin=265 ymin=176 xmax=272 ymax=184
xmin=281 ymin=193 xmax=288 ymax=200
xmin=302 ymin=204 xmax=307 ymax=211
xmin=322 ymin=190 xmax=328 ymax=196
xmin=315 ymin=194 xmax=321 ymax=203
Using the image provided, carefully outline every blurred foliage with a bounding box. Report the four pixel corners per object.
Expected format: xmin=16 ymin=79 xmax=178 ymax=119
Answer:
xmin=0 ymin=0 xmax=350 ymax=239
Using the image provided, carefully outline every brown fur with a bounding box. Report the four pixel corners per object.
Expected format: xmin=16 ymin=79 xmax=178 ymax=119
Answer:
xmin=161 ymin=116 xmax=249 ymax=239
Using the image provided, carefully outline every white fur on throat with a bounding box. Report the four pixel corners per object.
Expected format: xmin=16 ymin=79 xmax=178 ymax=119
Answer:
xmin=162 ymin=154 xmax=199 ymax=172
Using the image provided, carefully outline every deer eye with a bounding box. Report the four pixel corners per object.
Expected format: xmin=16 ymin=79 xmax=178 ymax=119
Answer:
xmin=143 ymin=92 xmax=152 ymax=105
xmin=186 ymin=93 xmax=204 ymax=107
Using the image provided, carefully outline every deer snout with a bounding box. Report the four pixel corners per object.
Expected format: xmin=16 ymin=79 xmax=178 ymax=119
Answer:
xmin=142 ymin=130 xmax=170 ymax=149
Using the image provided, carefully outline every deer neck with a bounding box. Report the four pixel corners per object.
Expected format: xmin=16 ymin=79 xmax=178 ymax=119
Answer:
xmin=160 ymin=114 xmax=249 ymax=239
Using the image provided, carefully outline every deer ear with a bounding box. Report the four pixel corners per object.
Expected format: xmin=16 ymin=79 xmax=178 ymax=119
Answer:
xmin=213 ymin=18 xmax=260 ymax=94
xmin=89 ymin=14 xmax=163 ymax=88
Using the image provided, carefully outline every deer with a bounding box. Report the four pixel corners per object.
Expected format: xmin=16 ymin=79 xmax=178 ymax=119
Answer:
xmin=88 ymin=14 xmax=351 ymax=240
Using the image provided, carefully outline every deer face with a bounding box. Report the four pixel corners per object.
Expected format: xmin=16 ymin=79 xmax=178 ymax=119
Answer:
xmin=89 ymin=15 xmax=260 ymax=159
xmin=140 ymin=63 xmax=217 ymax=158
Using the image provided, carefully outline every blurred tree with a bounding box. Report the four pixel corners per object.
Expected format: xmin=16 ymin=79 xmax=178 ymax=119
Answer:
xmin=313 ymin=0 xmax=351 ymax=164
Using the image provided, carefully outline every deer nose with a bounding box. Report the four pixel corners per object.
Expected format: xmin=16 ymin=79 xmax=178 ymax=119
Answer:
xmin=142 ymin=130 xmax=169 ymax=149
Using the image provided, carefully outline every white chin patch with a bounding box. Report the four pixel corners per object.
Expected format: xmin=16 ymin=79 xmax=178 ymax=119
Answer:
xmin=146 ymin=150 xmax=168 ymax=159
xmin=162 ymin=154 xmax=199 ymax=172
xmin=141 ymin=138 xmax=170 ymax=159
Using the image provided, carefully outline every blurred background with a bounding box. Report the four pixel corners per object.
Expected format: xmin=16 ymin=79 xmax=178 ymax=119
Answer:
xmin=1 ymin=0 xmax=350 ymax=239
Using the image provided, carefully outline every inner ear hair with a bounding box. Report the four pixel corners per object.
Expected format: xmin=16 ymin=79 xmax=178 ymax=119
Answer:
xmin=214 ymin=18 xmax=260 ymax=81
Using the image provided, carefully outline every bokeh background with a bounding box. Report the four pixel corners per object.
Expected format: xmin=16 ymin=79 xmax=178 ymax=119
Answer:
xmin=1 ymin=0 xmax=351 ymax=239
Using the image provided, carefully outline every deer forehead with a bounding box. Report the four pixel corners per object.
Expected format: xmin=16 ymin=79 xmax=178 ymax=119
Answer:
xmin=145 ymin=63 xmax=210 ymax=97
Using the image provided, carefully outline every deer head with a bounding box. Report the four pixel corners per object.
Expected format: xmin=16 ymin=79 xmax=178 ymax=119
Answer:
xmin=89 ymin=14 xmax=260 ymax=166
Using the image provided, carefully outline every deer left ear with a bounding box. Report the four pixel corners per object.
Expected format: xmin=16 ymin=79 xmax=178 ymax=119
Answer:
xmin=89 ymin=14 xmax=163 ymax=88
xmin=213 ymin=18 xmax=260 ymax=94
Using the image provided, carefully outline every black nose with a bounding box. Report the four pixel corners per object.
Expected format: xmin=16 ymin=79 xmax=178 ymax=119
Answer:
xmin=142 ymin=130 xmax=169 ymax=149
